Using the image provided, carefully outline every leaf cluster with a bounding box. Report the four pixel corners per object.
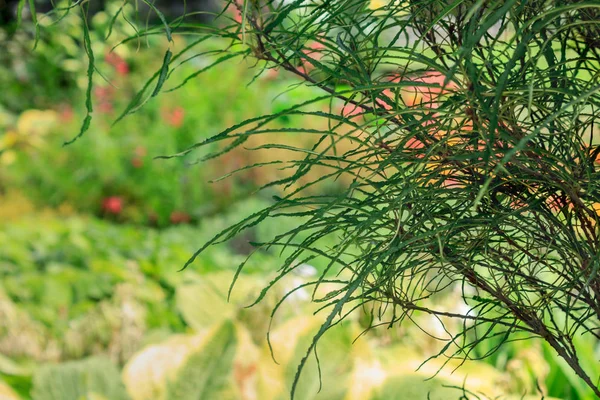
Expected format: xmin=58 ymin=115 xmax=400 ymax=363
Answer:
xmin=25 ymin=0 xmax=600 ymax=397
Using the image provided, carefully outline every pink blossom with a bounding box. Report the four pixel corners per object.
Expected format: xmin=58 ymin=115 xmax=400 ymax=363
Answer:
xmin=340 ymin=103 xmax=365 ymax=119
xmin=162 ymin=106 xmax=185 ymax=128
xmin=102 ymin=196 xmax=123 ymax=214
xmin=105 ymin=52 xmax=129 ymax=76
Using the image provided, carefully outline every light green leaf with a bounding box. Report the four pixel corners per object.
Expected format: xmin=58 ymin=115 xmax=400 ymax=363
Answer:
xmin=165 ymin=321 xmax=238 ymax=400
xmin=31 ymin=356 xmax=130 ymax=400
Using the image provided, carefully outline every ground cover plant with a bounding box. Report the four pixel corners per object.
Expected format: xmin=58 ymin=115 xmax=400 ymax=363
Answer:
xmin=4 ymin=0 xmax=600 ymax=398
xmin=0 ymin=201 xmax=566 ymax=400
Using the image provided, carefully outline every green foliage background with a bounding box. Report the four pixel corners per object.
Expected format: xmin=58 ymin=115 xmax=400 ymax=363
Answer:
xmin=1 ymin=0 xmax=600 ymax=398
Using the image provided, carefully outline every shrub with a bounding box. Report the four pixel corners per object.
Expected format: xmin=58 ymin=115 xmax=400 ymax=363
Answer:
xmin=20 ymin=0 xmax=600 ymax=397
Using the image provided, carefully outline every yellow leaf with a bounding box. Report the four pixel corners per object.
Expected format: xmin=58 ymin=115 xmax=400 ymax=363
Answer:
xmin=369 ymin=0 xmax=387 ymax=9
xmin=0 ymin=380 xmax=20 ymax=400
xmin=16 ymin=110 xmax=59 ymax=137
xmin=0 ymin=131 xmax=19 ymax=150
xmin=122 ymin=332 xmax=209 ymax=400
xmin=1 ymin=151 xmax=16 ymax=166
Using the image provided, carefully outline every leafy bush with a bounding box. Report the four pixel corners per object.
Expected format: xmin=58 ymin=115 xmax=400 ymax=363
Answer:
xmin=0 ymin=204 xmax=569 ymax=399
xmin=0 ymin=200 xmax=276 ymax=364
xmin=9 ymin=0 xmax=600 ymax=397
xmin=0 ymin=5 xmax=332 ymax=225
xmin=141 ymin=1 xmax=600 ymax=396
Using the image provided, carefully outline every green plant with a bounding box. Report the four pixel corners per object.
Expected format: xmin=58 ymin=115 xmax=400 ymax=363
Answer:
xmin=0 ymin=203 xmax=285 ymax=361
xmin=18 ymin=0 xmax=600 ymax=398
xmin=0 ymin=206 xmax=570 ymax=398
xmin=0 ymin=14 xmax=82 ymax=112
xmin=31 ymin=356 xmax=130 ymax=400
xmin=0 ymin=379 xmax=21 ymax=400
xmin=173 ymin=1 xmax=600 ymax=397
xmin=0 ymin=5 xmax=332 ymax=225
xmin=165 ymin=321 xmax=238 ymax=399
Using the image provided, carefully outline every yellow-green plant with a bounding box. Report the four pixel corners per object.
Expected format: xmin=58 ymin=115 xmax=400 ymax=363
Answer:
xmin=31 ymin=356 xmax=130 ymax=400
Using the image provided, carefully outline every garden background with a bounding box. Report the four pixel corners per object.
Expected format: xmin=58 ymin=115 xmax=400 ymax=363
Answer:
xmin=0 ymin=1 xmax=596 ymax=399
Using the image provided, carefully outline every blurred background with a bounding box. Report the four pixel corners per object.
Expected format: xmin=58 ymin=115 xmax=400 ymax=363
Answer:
xmin=0 ymin=1 xmax=594 ymax=399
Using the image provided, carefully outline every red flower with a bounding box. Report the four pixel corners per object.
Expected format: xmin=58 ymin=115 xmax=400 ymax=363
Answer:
xmin=94 ymin=86 xmax=113 ymax=101
xmin=226 ymin=1 xmax=244 ymax=23
xmin=161 ymin=106 xmax=186 ymax=128
xmin=105 ymin=52 xmax=129 ymax=76
xmin=115 ymin=61 xmax=129 ymax=76
xmin=58 ymin=104 xmax=74 ymax=123
xmin=131 ymin=157 xmax=144 ymax=168
xmin=131 ymin=146 xmax=147 ymax=168
xmin=98 ymin=102 xmax=114 ymax=114
xmin=339 ymin=103 xmax=364 ymax=119
xmin=134 ymin=146 xmax=147 ymax=157
xmin=264 ymin=68 xmax=280 ymax=80
xmin=94 ymin=86 xmax=115 ymax=114
xmin=299 ymin=41 xmax=326 ymax=75
xmin=102 ymin=196 xmax=123 ymax=214
xmin=405 ymin=137 xmax=425 ymax=150
xmin=170 ymin=211 xmax=191 ymax=224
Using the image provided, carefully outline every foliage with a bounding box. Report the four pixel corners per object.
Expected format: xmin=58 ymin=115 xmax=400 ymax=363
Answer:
xmin=0 ymin=380 xmax=20 ymax=400
xmin=165 ymin=321 xmax=238 ymax=399
xmin=176 ymin=272 xmax=266 ymax=330
xmin=0 ymin=5 xmax=331 ymax=225
xmin=31 ymin=356 xmax=129 ymax=400
xmin=63 ymin=0 xmax=597 ymax=397
xmin=122 ymin=321 xmax=239 ymax=400
xmin=0 ymin=17 xmax=80 ymax=111
xmin=0 ymin=204 xmax=571 ymax=399
xmin=8 ymin=0 xmax=600 ymax=397
xmin=0 ymin=198 xmax=271 ymax=366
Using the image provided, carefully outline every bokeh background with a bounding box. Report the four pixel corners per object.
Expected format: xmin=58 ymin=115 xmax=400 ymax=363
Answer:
xmin=0 ymin=1 xmax=595 ymax=399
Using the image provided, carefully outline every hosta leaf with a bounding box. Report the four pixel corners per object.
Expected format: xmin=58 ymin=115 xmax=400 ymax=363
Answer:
xmin=123 ymin=332 xmax=209 ymax=400
xmin=175 ymin=272 xmax=261 ymax=330
xmin=0 ymin=354 xmax=30 ymax=377
xmin=31 ymin=356 xmax=129 ymax=400
xmin=0 ymin=380 xmax=21 ymax=400
xmin=283 ymin=321 xmax=355 ymax=400
xmin=165 ymin=321 xmax=238 ymax=400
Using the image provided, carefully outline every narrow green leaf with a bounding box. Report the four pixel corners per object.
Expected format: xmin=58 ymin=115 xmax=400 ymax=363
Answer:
xmin=140 ymin=0 xmax=173 ymax=42
xmin=152 ymin=49 xmax=172 ymax=97
xmin=28 ymin=0 xmax=39 ymax=49
xmin=64 ymin=8 xmax=94 ymax=146
xmin=16 ymin=0 xmax=26 ymax=27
